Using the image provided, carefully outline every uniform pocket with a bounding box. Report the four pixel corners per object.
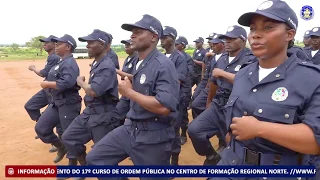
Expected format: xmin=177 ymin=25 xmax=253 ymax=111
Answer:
xmin=253 ymin=103 xmax=296 ymax=124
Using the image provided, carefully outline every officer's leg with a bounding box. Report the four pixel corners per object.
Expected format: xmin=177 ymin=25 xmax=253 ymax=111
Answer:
xmin=86 ymin=126 xmax=129 ymax=180
xmin=57 ymin=102 xmax=81 ymax=165
xmin=115 ymin=97 xmax=130 ymax=125
xmin=181 ymin=95 xmax=190 ymax=145
xmin=35 ymin=104 xmax=66 ymax=164
xmin=188 ymin=103 xmax=222 ymax=165
xmin=191 ymin=89 xmax=207 ymax=119
xmin=48 ymin=123 xmax=64 ymax=153
xmin=25 ymin=89 xmax=48 ymax=121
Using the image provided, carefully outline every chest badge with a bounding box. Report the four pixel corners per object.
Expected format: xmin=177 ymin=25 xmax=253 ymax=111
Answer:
xmin=54 ymin=65 xmax=59 ymax=70
xmin=234 ymin=65 xmax=242 ymax=72
xmin=140 ymin=74 xmax=146 ymax=84
xmin=198 ymin=53 xmax=201 ymax=56
xmin=128 ymin=63 xmax=132 ymax=68
xmin=271 ymin=87 xmax=288 ymax=102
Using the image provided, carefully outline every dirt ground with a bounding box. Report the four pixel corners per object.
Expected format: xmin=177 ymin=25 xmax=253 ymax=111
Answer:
xmin=0 ymin=58 xmax=219 ymax=180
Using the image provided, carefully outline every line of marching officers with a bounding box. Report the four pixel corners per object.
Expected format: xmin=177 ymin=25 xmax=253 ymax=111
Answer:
xmin=24 ymin=1 xmax=320 ymax=179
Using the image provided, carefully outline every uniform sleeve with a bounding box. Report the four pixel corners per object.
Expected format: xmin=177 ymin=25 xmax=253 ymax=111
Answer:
xmin=111 ymin=53 xmax=120 ymax=69
xmin=302 ymin=85 xmax=320 ymax=146
xmin=90 ymin=67 xmax=117 ymax=97
xmin=155 ymin=63 xmax=179 ymax=112
xmin=210 ymin=61 xmax=217 ymax=85
xmin=187 ymin=55 xmax=194 ymax=74
xmin=40 ymin=55 xmax=59 ymax=77
xmin=175 ymin=55 xmax=187 ymax=82
xmin=56 ymin=61 xmax=79 ymax=92
xmin=297 ymin=50 xmax=310 ymax=61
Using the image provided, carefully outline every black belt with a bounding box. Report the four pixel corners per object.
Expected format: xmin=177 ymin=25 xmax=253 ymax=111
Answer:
xmin=126 ymin=118 xmax=171 ymax=130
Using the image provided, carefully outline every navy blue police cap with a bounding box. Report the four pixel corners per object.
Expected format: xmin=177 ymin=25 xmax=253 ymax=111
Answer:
xmin=162 ymin=26 xmax=177 ymax=39
xmin=51 ymin=34 xmax=77 ymax=49
xmin=121 ymin=14 xmax=163 ymax=37
xmin=304 ymin=30 xmax=311 ymax=38
xmin=193 ymin=37 xmax=204 ymax=43
xmin=219 ymin=25 xmax=247 ymax=40
xmin=40 ymin=35 xmax=57 ymax=42
xmin=78 ymin=29 xmax=111 ymax=44
xmin=209 ymin=34 xmax=224 ymax=43
xmin=309 ymin=27 xmax=320 ymax=37
xmin=238 ymin=0 xmax=298 ymax=30
xmin=175 ymin=36 xmax=188 ymax=46
xmin=206 ymin=32 xmax=216 ymax=40
xmin=121 ymin=39 xmax=131 ymax=44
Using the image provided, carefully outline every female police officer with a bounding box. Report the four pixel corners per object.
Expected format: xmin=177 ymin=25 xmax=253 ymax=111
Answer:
xmin=35 ymin=34 xmax=82 ymax=166
xmin=211 ymin=0 xmax=320 ymax=179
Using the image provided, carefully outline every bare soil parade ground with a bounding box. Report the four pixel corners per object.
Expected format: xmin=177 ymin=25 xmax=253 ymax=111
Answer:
xmin=0 ymin=58 xmax=219 ymax=180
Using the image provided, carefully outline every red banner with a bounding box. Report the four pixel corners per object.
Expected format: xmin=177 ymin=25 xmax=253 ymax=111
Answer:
xmin=5 ymin=165 xmax=57 ymax=177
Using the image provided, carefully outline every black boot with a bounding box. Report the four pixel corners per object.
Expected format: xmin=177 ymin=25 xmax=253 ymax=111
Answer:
xmin=49 ymin=145 xmax=58 ymax=153
xmin=56 ymin=159 xmax=77 ymax=180
xmin=171 ymin=153 xmax=179 ymax=165
xmin=52 ymin=141 xmax=67 ymax=163
xmin=73 ymin=154 xmax=87 ymax=180
xmin=203 ymin=148 xmax=221 ymax=166
xmin=180 ymin=129 xmax=187 ymax=145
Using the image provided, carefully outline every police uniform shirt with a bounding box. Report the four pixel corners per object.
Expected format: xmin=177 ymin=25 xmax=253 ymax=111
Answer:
xmin=126 ymin=48 xmax=180 ymax=122
xmin=226 ymin=53 xmax=320 ymax=154
xmin=182 ymin=51 xmax=193 ymax=78
xmin=41 ymin=54 xmax=60 ymax=80
xmin=304 ymin=48 xmax=320 ymax=64
xmin=107 ymin=48 xmax=120 ymax=69
xmin=122 ymin=53 xmax=139 ymax=74
xmin=165 ymin=49 xmax=188 ymax=87
xmin=192 ymin=48 xmax=207 ymax=75
xmin=83 ymin=55 xmax=118 ymax=109
xmin=47 ymin=54 xmax=81 ymax=102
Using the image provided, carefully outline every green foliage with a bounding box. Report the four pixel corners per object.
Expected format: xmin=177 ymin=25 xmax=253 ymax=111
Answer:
xmin=10 ymin=43 xmax=20 ymax=52
xmin=25 ymin=36 xmax=46 ymax=55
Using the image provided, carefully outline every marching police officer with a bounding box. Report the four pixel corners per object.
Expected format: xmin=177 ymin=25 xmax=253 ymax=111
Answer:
xmin=35 ymin=34 xmax=82 ymax=166
xmin=190 ymin=37 xmax=207 ymax=88
xmin=212 ymin=1 xmax=320 ymax=180
xmin=86 ymin=14 xmax=179 ymax=180
xmin=161 ymin=26 xmax=188 ymax=166
xmin=303 ymin=30 xmax=312 ymax=50
xmin=115 ymin=39 xmax=139 ymax=125
xmin=175 ymin=36 xmax=192 ymax=145
xmin=188 ymin=25 xmax=257 ymax=166
xmin=25 ymin=35 xmax=62 ymax=152
xmin=106 ymin=33 xmax=120 ymax=69
xmin=304 ymin=27 xmax=320 ymax=64
xmin=61 ymin=29 xmax=120 ymax=175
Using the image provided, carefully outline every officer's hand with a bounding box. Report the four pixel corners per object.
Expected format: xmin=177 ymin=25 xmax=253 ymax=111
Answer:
xmin=230 ymin=116 xmax=262 ymax=141
xmin=40 ymin=81 xmax=47 ymax=89
xmin=119 ymin=76 xmax=133 ymax=97
xmin=212 ymin=68 xmax=224 ymax=78
xmin=206 ymin=52 xmax=214 ymax=57
xmin=28 ymin=65 xmax=36 ymax=71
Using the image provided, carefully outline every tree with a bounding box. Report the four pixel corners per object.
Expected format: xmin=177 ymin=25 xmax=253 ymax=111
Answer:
xmin=10 ymin=43 xmax=19 ymax=52
xmin=25 ymin=36 xmax=45 ymax=55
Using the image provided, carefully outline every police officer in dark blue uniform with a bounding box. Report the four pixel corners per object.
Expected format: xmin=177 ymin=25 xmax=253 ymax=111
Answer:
xmin=61 ymin=29 xmax=120 ymax=172
xmin=190 ymin=37 xmax=207 ymax=88
xmin=35 ymin=34 xmax=82 ymax=166
xmin=86 ymin=14 xmax=179 ymax=180
xmin=304 ymin=27 xmax=320 ymax=64
xmin=188 ymin=25 xmax=257 ymax=166
xmin=175 ymin=36 xmax=193 ymax=145
xmin=107 ymin=33 xmax=120 ymax=69
xmin=191 ymin=34 xmax=225 ymax=119
xmin=211 ymin=1 xmax=320 ymax=180
xmin=115 ymin=39 xmax=139 ymax=125
xmin=161 ymin=26 xmax=188 ymax=166
xmin=25 ymin=35 xmax=62 ymax=152
xmin=287 ymin=40 xmax=309 ymax=61
xmin=303 ymin=30 xmax=312 ymax=50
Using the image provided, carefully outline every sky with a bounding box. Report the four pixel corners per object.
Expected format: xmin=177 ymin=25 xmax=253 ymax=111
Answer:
xmin=1 ymin=0 xmax=319 ymax=46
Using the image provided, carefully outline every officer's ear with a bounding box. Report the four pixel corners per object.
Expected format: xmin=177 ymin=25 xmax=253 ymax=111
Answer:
xmin=286 ymin=29 xmax=296 ymax=43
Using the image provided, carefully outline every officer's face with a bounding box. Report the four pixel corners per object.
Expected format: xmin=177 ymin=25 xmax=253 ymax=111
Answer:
xmin=248 ymin=15 xmax=295 ymax=59
xmin=195 ymin=42 xmax=203 ymax=49
xmin=55 ymin=42 xmax=72 ymax=57
xmin=212 ymin=43 xmax=224 ymax=54
xmin=175 ymin=43 xmax=184 ymax=51
xmin=208 ymin=42 xmax=213 ymax=49
xmin=43 ymin=42 xmax=55 ymax=52
xmin=124 ymin=43 xmax=135 ymax=55
xmin=131 ymin=28 xmax=158 ymax=51
xmin=303 ymin=37 xmax=312 ymax=47
xmin=224 ymin=37 xmax=243 ymax=53
xmin=311 ymin=36 xmax=320 ymax=50
xmin=86 ymin=40 xmax=104 ymax=58
xmin=160 ymin=35 xmax=174 ymax=50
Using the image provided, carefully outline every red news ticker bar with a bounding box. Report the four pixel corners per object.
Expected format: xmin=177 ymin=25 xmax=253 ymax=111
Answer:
xmin=5 ymin=165 xmax=57 ymax=178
